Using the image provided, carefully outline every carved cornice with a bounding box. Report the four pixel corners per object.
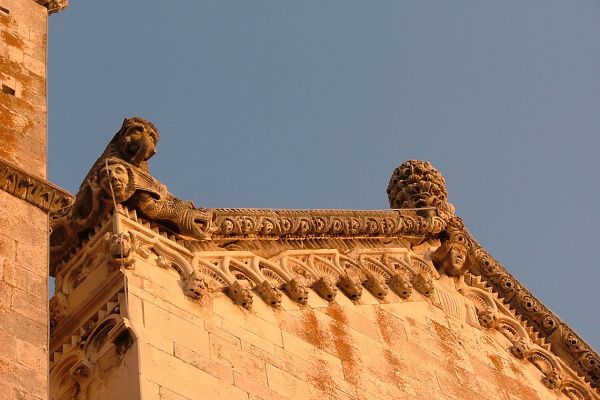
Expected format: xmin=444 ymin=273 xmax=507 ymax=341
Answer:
xmin=0 ymin=158 xmax=73 ymax=214
xmin=47 ymin=121 xmax=598 ymax=393
xmin=34 ymin=0 xmax=69 ymax=14
xmin=212 ymin=208 xmax=451 ymax=240
xmin=52 ymin=209 xmax=599 ymax=399
xmin=465 ymin=234 xmax=600 ymax=391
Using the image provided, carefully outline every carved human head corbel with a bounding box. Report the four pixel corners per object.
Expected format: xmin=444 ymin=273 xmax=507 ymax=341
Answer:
xmin=115 ymin=117 xmax=160 ymax=168
xmin=432 ymin=239 xmax=469 ymax=277
xmin=97 ymin=160 xmax=134 ymax=202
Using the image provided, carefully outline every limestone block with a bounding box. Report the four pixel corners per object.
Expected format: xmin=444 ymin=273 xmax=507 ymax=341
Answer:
xmin=10 ymin=286 xmax=46 ymax=324
xmin=141 ymin=344 xmax=248 ymax=400
xmin=2 ymin=260 xmax=45 ymax=299
xmin=0 ymin=357 xmax=46 ymax=399
xmin=0 ymin=307 xmax=46 ymax=346
xmin=234 ymin=372 xmax=289 ymax=400
xmin=159 ymin=387 xmax=191 ymax=400
xmin=174 ymin=342 xmax=233 ymax=384
xmin=221 ymin=315 xmax=283 ymax=348
xmin=209 ymin=333 xmax=267 ymax=385
xmin=280 ymin=331 xmax=345 ymax=380
xmin=143 ymin=299 xmax=210 ymax=357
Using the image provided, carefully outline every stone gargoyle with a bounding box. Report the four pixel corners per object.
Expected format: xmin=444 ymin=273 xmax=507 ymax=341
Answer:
xmin=50 ymin=117 xmax=214 ymax=264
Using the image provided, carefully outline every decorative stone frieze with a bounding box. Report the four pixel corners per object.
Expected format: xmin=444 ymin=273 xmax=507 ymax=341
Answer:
xmin=212 ymin=207 xmax=450 ymax=240
xmin=0 ymin=158 xmax=73 ymax=213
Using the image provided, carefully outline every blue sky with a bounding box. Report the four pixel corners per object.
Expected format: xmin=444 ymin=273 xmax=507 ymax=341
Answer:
xmin=48 ymin=1 xmax=600 ymax=350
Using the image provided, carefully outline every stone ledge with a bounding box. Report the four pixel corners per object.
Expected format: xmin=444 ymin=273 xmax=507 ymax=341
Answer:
xmin=0 ymin=157 xmax=73 ymax=213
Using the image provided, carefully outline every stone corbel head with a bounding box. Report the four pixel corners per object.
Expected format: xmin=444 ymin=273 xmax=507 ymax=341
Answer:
xmin=510 ymin=339 xmax=531 ymax=360
xmin=432 ymin=239 xmax=469 ymax=278
xmin=104 ymin=231 xmax=135 ymax=269
xmin=477 ymin=307 xmax=497 ymax=329
xmin=339 ymin=269 xmax=363 ymax=301
xmin=313 ymin=276 xmax=338 ymax=302
xmin=227 ymin=280 xmax=253 ymax=310
xmin=412 ymin=272 xmax=434 ymax=297
xmin=184 ymin=270 xmax=209 ymax=300
xmin=286 ymin=278 xmax=309 ymax=305
xmin=97 ymin=159 xmax=136 ymax=203
xmin=50 ymin=293 xmax=68 ymax=332
xmin=257 ymin=280 xmax=283 ymax=308
xmin=363 ymin=273 xmax=389 ymax=299
xmin=542 ymin=370 xmax=563 ymax=390
xmin=389 ymin=272 xmax=413 ymax=299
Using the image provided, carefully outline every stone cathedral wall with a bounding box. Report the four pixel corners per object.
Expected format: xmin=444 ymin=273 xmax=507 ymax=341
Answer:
xmin=50 ymin=212 xmax=572 ymax=400
xmin=122 ymin=255 xmax=560 ymax=400
xmin=0 ymin=0 xmax=47 ymax=178
xmin=0 ymin=0 xmax=49 ymax=398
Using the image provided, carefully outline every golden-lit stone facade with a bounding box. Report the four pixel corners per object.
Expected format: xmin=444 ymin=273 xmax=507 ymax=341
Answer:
xmin=0 ymin=1 xmax=67 ymax=398
xmin=46 ymin=119 xmax=599 ymax=399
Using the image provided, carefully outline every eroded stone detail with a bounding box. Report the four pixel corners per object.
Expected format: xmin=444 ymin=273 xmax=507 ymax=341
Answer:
xmin=50 ymin=292 xmax=132 ymax=399
xmin=50 ymin=118 xmax=214 ymax=268
xmin=339 ymin=268 xmax=363 ymax=301
xmin=286 ymin=278 xmax=309 ymax=305
xmin=387 ymin=160 xmax=454 ymax=217
xmin=313 ymin=276 xmax=338 ymax=301
xmin=213 ymin=208 xmax=449 ymax=240
xmin=227 ymin=280 xmax=254 ymax=310
xmin=477 ymin=307 xmax=497 ymax=329
xmin=432 ymin=236 xmax=469 ymax=277
xmin=389 ymin=272 xmax=412 ymax=299
xmin=543 ymin=370 xmax=564 ymax=390
xmin=50 ymin=293 xmax=68 ymax=331
xmin=510 ymin=339 xmax=532 ymax=359
xmin=104 ymin=231 xmax=136 ymax=269
xmin=0 ymin=158 xmax=73 ymax=213
xmin=184 ymin=269 xmax=209 ymax=300
xmin=412 ymin=273 xmax=434 ymax=297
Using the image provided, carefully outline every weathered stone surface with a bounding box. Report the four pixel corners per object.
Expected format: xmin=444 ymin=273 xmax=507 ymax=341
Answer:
xmin=45 ymin=128 xmax=598 ymax=400
xmin=0 ymin=3 xmax=52 ymax=398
